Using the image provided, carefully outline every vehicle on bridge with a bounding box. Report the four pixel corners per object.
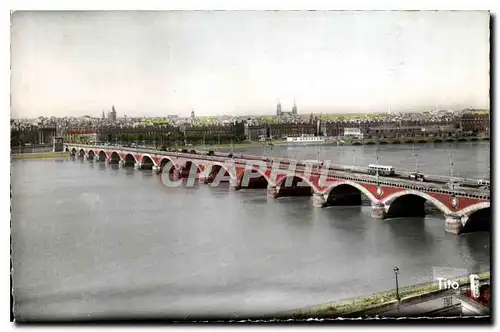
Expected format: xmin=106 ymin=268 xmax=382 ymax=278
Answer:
xmin=303 ymin=160 xmax=323 ymax=166
xmin=409 ymin=172 xmax=426 ymax=182
xmin=367 ymin=164 xmax=395 ymax=176
xmin=478 ymin=179 xmax=490 ymax=188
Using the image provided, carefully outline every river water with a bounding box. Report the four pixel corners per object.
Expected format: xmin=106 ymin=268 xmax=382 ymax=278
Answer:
xmin=11 ymin=142 xmax=490 ymax=320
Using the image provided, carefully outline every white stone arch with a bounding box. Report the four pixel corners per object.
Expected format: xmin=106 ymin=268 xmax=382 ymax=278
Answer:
xmin=110 ymin=150 xmax=123 ymax=161
xmin=322 ymin=180 xmax=378 ymax=203
xmin=140 ymin=153 xmax=157 ymax=166
xmin=459 ymin=202 xmax=490 ymax=227
xmin=275 ymin=173 xmax=317 ymax=191
xmin=237 ymin=166 xmax=272 ymax=187
xmin=97 ymin=149 xmax=108 ymax=159
xmin=158 ymin=156 xmax=177 ymax=169
xmin=180 ymin=158 xmax=205 ymax=174
xmin=122 ymin=152 xmax=137 ymax=163
xmin=382 ymin=189 xmax=452 ymax=215
xmin=457 ymin=202 xmax=490 ymax=217
xmin=208 ymin=161 xmax=237 ymax=180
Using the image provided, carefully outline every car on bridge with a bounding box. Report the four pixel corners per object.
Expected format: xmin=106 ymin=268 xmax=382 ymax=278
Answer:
xmin=478 ymin=179 xmax=490 ymax=188
xmin=408 ymin=172 xmax=426 ymax=182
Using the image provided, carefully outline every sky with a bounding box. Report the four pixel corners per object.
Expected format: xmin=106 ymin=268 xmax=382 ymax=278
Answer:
xmin=10 ymin=10 xmax=490 ymax=118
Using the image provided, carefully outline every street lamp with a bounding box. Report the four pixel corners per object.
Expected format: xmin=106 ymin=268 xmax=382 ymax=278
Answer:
xmin=231 ymin=138 xmax=234 ymax=160
xmin=376 ymin=154 xmax=380 ymax=182
xmin=393 ymin=266 xmax=400 ymax=305
xmin=414 ymin=151 xmax=419 ymax=174
xmin=449 ymin=151 xmax=455 ymax=190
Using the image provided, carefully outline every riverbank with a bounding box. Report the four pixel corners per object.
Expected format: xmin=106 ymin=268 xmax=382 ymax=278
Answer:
xmin=190 ymin=139 xmax=287 ymax=151
xmin=11 ymin=152 xmax=69 ymax=160
xmin=330 ymin=135 xmax=489 ymax=147
xmin=187 ymin=136 xmax=489 ymax=152
xmin=280 ymin=271 xmax=490 ymax=318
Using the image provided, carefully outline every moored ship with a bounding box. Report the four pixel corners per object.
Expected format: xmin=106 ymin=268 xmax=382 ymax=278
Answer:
xmin=286 ymin=134 xmax=326 ymax=145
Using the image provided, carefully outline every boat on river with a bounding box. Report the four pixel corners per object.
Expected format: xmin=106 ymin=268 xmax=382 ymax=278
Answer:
xmin=285 ymin=134 xmax=326 ymax=145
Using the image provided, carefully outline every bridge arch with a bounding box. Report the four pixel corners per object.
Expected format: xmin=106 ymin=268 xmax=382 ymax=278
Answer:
xmin=206 ymin=162 xmax=236 ymax=184
xmin=460 ymin=202 xmax=490 ymax=233
xmin=140 ymin=154 xmax=155 ymax=170
xmin=159 ymin=157 xmax=177 ymax=170
xmin=88 ymin=150 xmax=95 ymax=158
xmin=109 ymin=151 xmax=121 ymax=164
xmin=323 ymin=180 xmax=377 ymax=206
xmin=382 ymin=189 xmax=452 ymax=219
xmin=97 ymin=150 xmax=107 ymax=161
xmin=179 ymin=160 xmax=203 ymax=179
xmin=275 ymin=174 xmax=315 ymax=198
xmin=457 ymin=201 xmax=490 ymax=217
xmin=140 ymin=154 xmax=157 ymax=167
xmin=237 ymin=167 xmax=270 ymax=189
xmin=157 ymin=157 xmax=178 ymax=179
xmin=123 ymin=153 xmax=137 ymax=165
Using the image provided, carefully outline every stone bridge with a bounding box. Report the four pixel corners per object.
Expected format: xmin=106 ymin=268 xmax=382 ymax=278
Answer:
xmin=66 ymin=144 xmax=491 ymax=235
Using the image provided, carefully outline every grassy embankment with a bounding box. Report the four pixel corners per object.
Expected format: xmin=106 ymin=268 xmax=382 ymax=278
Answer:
xmin=11 ymin=152 xmax=69 ymax=160
xmin=283 ymin=271 xmax=490 ymax=318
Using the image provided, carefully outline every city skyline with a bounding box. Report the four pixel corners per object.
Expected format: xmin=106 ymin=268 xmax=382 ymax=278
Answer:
xmin=11 ymin=10 xmax=490 ymax=118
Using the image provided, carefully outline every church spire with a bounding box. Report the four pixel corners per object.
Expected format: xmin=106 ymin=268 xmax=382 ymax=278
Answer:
xmin=276 ymin=99 xmax=282 ymax=116
xmin=292 ymin=98 xmax=298 ymax=115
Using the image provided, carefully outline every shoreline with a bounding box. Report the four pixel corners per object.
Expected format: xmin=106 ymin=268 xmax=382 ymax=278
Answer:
xmin=190 ymin=136 xmax=489 ymax=151
xmin=279 ymin=271 xmax=490 ymax=318
xmin=11 ymin=152 xmax=70 ymax=160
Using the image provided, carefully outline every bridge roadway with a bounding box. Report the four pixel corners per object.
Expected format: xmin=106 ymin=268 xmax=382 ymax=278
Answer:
xmin=65 ymin=144 xmax=491 ymax=235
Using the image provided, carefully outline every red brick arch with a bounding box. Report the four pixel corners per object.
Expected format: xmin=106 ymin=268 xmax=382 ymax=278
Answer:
xmin=236 ymin=166 xmax=271 ymax=187
xmin=139 ymin=154 xmax=157 ymax=166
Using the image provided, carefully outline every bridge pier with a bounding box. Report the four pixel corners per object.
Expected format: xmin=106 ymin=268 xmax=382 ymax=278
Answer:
xmin=152 ymin=165 xmax=161 ymax=174
xmin=312 ymin=192 xmax=327 ymax=208
xmin=267 ymin=185 xmax=278 ymax=199
xmin=444 ymin=213 xmax=463 ymax=234
xmin=229 ymin=178 xmax=240 ymax=190
xmin=198 ymin=170 xmax=210 ymax=183
xmin=134 ymin=162 xmax=142 ymax=170
xmin=371 ymin=202 xmax=386 ymax=219
xmin=86 ymin=155 xmax=94 ymax=161
xmin=172 ymin=168 xmax=182 ymax=180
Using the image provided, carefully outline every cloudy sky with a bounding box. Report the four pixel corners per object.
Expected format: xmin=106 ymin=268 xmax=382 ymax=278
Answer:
xmin=11 ymin=11 xmax=489 ymax=118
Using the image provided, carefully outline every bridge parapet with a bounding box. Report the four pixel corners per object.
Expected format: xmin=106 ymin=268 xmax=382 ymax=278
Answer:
xmin=65 ymin=143 xmax=490 ymax=202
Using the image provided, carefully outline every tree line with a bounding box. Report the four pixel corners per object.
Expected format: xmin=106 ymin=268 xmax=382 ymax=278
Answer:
xmin=115 ymin=133 xmax=245 ymax=145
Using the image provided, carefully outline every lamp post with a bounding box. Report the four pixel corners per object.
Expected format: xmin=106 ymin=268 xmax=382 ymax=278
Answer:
xmin=413 ymin=144 xmax=418 ymax=173
xmin=393 ymin=266 xmax=400 ymax=305
xmin=376 ymin=154 xmax=380 ymax=183
xmin=449 ymin=151 xmax=455 ymax=190
xmin=231 ymin=138 xmax=234 ymax=160
xmin=353 ymin=148 xmax=356 ymax=166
